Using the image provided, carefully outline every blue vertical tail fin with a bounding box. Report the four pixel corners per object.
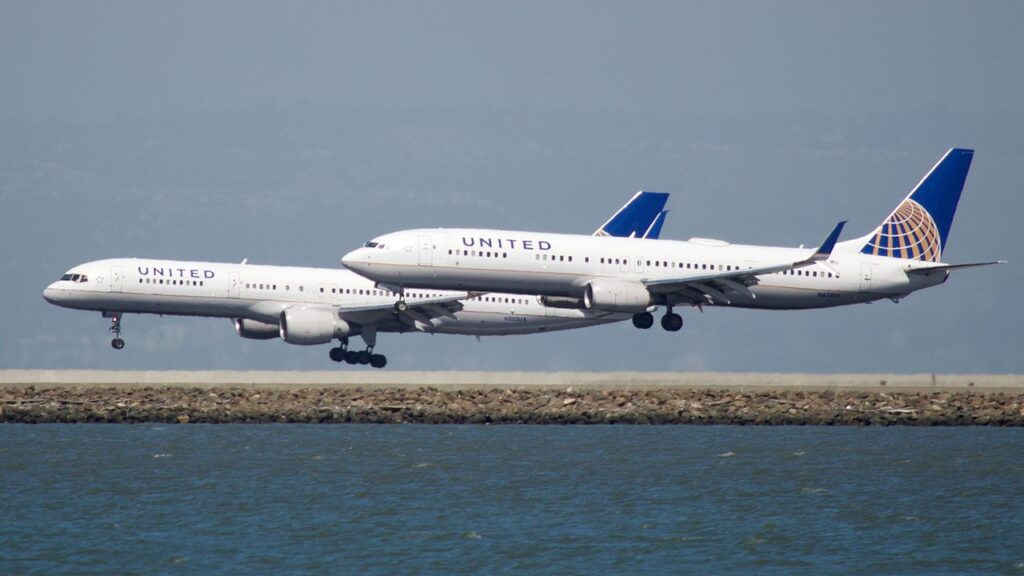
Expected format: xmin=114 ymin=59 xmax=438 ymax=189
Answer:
xmin=858 ymin=148 xmax=973 ymax=262
xmin=594 ymin=191 xmax=670 ymax=238
xmin=643 ymin=210 xmax=669 ymax=239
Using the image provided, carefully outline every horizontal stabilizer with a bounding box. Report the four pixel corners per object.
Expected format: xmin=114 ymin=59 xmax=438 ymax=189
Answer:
xmin=906 ymin=260 xmax=1006 ymax=274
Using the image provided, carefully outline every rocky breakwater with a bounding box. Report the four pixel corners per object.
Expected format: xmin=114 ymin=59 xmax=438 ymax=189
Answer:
xmin=2 ymin=386 xmax=1023 ymax=425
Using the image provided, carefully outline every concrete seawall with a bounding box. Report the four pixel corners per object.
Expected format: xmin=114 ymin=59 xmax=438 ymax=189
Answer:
xmin=2 ymin=371 xmax=1022 ymax=425
xmin=3 ymin=371 xmax=1022 ymax=392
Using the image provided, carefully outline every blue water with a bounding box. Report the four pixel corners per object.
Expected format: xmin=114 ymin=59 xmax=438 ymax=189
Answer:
xmin=2 ymin=426 xmax=1022 ymax=575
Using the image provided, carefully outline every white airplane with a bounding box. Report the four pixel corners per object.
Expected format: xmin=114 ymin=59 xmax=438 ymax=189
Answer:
xmin=342 ymin=149 xmax=1002 ymax=333
xmin=43 ymin=192 xmax=669 ymax=368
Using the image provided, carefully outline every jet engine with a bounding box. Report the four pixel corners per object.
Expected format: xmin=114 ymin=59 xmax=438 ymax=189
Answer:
xmin=279 ymin=307 xmax=352 ymax=345
xmin=583 ymin=279 xmax=651 ymax=313
xmin=234 ymin=318 xmax=280 ymax=340
xmin=538 ymin=295 xmax=586 ymax=310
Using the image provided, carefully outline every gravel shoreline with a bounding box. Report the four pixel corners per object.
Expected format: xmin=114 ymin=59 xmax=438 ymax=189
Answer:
xmin=2 ymin=386 xmax=1023 ymax=425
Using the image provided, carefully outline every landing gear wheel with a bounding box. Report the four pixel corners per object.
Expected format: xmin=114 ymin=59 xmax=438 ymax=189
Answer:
xmin=329 ymin=347 xmax=345 ymax=362
xmin=370 ymin=354 xmax=387 ymax=369
xmin=394 ymin=300 xmax=408 ymax=313
xmin=632 ymin=312 xmax=654 ymax=329
xmin=344 ymin=351 xmax=359 ymax=364
xmin=356 ymin=350 xmax=372 ymax=365
xmin=108 ymin=313 xmax=125 ymax=349
xmin=661 ymin=312 xmax=683 ymax=332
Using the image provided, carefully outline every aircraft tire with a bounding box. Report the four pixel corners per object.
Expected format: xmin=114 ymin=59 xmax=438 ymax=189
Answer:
xmin=661 ymin=313 xmax=683 ymax=332
xmin=632 ymin=312 xmax=654 ymax=329
xmin=357 ymin=350 xmax=372 ymax=365
xmin=394 ymin=300 xmax=408 ymax=313
xmin=370 ymin=354 xmax=387 ymax=369
xmin=329 ymin=347 xmax=345 ymax=362
xmin=111 ymin=338 xmax=125 ymax=350
xmin=344 ymin=350 xmax=360 ymax=364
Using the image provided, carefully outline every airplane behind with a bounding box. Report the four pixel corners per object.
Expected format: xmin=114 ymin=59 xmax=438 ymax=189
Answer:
xmin=43 ymin=191 xmax=669 ymax=368
xmin=342 ymin=149 xmax=1002 ymax=333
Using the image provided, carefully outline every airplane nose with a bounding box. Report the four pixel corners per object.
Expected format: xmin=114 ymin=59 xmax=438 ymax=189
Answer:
xmin=42 ymin=284 xmax=61 ymax=304
xmin=341 ymin=249 xmax=368 ymax=270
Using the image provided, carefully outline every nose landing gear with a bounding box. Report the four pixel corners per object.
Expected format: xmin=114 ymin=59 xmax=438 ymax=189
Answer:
xmin=108 ymin=313 xmax=125 ymax=349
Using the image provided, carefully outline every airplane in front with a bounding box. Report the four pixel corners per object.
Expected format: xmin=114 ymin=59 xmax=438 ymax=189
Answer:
xmin=342 ymin=149 xmax=1002 ymax=333
xmin=43 ymin=192 xmax=668 ymax=368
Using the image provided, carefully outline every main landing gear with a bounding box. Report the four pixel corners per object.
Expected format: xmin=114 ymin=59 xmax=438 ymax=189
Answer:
xmin=631 ymin=309 xmax=683 ymax=332
xmin=328 ymin=338 xmax=387 ymax=369
xmin=632 ymin=312 xmax=655 ymax=329
xmin=108 ymin=313 xmax=126 ymax=349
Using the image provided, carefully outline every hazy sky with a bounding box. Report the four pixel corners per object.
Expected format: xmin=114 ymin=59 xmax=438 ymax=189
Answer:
xmin=2 ymin=1 xmax=1021 ymax=372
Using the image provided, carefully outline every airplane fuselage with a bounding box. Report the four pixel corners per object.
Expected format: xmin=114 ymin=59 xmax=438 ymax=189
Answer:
xmin=43 ymin=258 xmax=627 ymax=337
xmin=342 ymin=229 xmax=950 ymax=310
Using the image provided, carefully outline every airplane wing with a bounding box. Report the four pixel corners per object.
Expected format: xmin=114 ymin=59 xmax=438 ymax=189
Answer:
xmin=642 ymin=221 xmax=846 ymax=305
xmin=334 ymin=293 xmax=470 ymax=329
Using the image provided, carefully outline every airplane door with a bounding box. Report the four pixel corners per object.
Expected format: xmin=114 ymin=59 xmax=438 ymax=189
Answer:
xmin=229 ymin=273 xmax=240 ymax=298
xmin=418 ymin=235 xmax=433 ymax=266
xmin=860 ymin=263 xmax=873 ymax=291
xmin=634 ymin=257 xmax=645 ymax=275
xmin=110 ymin=266 xmax=123 ymax=293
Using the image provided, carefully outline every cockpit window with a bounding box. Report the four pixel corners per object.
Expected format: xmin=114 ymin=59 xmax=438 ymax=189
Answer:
xmin=60 ymin=273 xmax=88 ymax=283
xmin=364 ymin=241 xmax=379 ymax=248
xmin=61 ymin=274 xmax=72 ymax=281
xmin=79 ymin=275 xmax=87 ymax=283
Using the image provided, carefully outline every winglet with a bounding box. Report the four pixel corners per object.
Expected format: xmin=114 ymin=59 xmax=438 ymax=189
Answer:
xmin=810 ymin=221 xmax=847 ymax=261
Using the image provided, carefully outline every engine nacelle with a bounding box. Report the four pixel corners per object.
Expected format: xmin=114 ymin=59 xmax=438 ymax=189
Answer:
xmin=583 ymin=279 xmax=651 ymax=313
xmin=279 ymin=308 xmax=352 ymax=345
xmin=538 ymin=295 xmax=586 ymax=310
xmin=234 ymin=318 xmax=280 ymax=340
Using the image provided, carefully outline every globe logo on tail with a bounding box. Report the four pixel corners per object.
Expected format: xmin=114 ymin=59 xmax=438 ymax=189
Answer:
xmin=861 ymin=199 xmax=942 ymax=261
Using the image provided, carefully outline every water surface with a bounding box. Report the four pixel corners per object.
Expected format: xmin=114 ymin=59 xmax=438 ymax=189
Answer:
xmin=2 ymin=426 xmax=1022 ymax=575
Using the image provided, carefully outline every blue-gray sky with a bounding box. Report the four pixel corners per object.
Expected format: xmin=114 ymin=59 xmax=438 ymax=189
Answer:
xmin=2 ymin=1 xmax=1021 ymax=372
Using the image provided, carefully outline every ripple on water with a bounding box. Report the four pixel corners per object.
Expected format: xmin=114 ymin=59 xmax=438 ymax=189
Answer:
xmin=0 ymin=426 xmax=1022 ymax=575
